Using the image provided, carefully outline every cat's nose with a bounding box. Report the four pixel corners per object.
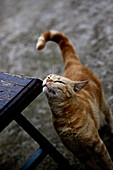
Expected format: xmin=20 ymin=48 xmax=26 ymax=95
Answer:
xmin=46 ymin=78 xmax=53 ymax=83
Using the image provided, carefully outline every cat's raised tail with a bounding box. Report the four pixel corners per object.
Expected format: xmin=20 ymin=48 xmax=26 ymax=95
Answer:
xmin=36 ymin=30 xmax=81 ymax=68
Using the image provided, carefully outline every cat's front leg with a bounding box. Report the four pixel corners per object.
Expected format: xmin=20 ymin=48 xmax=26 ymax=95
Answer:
xmin=74 ymin=151 xmax=101 ymax=170
xmin=90 ymin=135 xmax=113 ymax=170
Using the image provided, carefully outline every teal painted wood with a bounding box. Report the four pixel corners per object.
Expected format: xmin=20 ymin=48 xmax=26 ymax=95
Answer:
xmin=20 ymin=147 xmax=47 ymax=170
xmin=0 ymin=72 xmax=32 ymax=111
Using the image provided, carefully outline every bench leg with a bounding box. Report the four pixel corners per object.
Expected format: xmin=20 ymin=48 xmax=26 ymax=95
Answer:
xmin=20 ymin=147 xmax=47 ymax=170
xmin=14 ymin=113 xmax=71 ymax=169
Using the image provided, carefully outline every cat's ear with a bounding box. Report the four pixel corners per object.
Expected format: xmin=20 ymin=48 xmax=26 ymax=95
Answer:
xmin=73 ymin=81 xmax=88 ymax=93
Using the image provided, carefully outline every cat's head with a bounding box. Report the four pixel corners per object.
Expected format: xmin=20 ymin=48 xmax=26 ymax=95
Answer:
xmin=43 ymin=74 xmax=88 ymax=100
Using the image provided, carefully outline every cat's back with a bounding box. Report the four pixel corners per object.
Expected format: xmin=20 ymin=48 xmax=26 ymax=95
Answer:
xmin=63 ymin=64 xmax=100 ymax=83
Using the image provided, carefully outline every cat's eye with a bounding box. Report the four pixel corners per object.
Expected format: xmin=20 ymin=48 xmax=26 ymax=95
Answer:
xmin=74 ymin=88 xmax=78 ymax=93
xmin=54 ymin=81 xmax=65 ymax=84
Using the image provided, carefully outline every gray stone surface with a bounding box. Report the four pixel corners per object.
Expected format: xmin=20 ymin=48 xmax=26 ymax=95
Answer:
xmin=0 ymin=0 xmax=113 ymax=169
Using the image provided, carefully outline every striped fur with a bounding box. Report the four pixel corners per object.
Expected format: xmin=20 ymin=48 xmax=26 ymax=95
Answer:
xmin=36 ymin=30 xmax=113 ymax=170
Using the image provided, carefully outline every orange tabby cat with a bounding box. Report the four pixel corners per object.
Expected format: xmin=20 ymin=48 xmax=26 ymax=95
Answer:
xmin=36 ymin=30 xmax=113 ymax=170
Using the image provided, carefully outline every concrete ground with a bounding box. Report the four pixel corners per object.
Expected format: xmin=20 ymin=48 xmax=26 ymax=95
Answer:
xmin=0 ymin=0 xmax=113 ymax=169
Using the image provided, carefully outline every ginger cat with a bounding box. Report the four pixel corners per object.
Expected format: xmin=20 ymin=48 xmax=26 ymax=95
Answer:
xmin=36 ymin=30 xmax=113 ymax=170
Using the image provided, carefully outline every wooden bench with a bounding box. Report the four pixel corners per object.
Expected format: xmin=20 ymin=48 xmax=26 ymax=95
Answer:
xmin=0 ymin=72 xmax=71 ymax=170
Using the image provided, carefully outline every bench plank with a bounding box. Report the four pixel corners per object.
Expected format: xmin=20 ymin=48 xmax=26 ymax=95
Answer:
xmin=0 ymin=72 xmax=32 ymax=111
xmin=0 ymin=72 xmax=32 ymax=86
